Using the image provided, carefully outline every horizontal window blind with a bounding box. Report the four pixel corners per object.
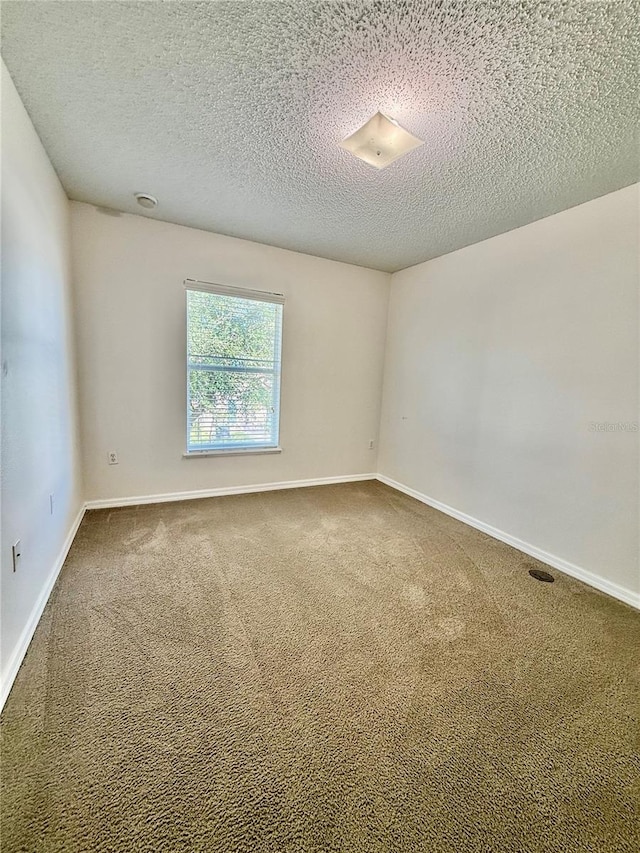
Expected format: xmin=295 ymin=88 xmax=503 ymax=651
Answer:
xmin=186 ymin=282 xmax=283 ymax=452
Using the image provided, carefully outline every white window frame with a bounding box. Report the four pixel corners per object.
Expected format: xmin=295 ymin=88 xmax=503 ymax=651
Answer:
xmin=184 ymin=279 xmax=284 ymax=458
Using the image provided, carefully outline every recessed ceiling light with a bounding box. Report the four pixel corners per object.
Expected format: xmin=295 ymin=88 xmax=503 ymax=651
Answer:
xmin=339 ymin=112 xmax=424 ymax=170
xmin=134 ymin=192 xmax=158 ymax=209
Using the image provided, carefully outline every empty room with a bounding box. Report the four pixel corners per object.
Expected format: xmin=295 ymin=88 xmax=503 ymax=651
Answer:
xmin=1 ymin=1 xmax=638 ymax=851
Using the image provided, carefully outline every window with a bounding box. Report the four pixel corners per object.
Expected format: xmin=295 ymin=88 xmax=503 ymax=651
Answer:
xmin=185 ymin=281 xmax=283 ymax=454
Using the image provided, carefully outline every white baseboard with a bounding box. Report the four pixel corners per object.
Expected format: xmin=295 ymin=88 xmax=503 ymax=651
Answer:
xmin=84 ymin=473 xmax=378 ymax=510
xmin=376 ymin=474 xmax=640 ymax=610
xmin=0 ymin=504 xmax=86 ymax=712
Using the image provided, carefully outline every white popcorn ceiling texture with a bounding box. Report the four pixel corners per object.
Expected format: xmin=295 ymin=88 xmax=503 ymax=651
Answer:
xmin=2 ymin=0 xmax=638 ymax=272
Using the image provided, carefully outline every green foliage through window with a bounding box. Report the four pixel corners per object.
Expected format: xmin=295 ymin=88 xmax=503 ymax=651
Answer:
xmin=186 ymin=288 xmax=283 ymax=450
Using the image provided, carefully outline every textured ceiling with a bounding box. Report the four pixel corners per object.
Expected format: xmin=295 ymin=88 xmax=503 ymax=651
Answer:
xmin=2 ymin=1 xmax=638 ymax=272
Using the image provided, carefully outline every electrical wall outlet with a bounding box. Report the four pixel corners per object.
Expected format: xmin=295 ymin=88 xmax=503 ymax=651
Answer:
xmin=108 ymin=451 xmax=119 ymax=465
xmin=368 ymin=439 xmax=375 ymax=449
xmin=12 ymin=540 xmax=21 ymax=572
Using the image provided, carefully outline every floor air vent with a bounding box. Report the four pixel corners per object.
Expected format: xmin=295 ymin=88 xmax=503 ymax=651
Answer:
xmin=529 ymin=568 xmax=555 ymax=583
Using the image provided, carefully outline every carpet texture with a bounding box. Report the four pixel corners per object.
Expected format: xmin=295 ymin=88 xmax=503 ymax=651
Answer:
xmin=1 ymin=481 xmax=639 ymax=852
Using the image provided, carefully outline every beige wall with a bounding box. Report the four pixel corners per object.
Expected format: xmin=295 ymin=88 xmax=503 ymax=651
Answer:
xmin=70 ymin=203 xmax=390 ymax=502
xmin=1 ymin=62 xmax=83 ymax=698
xmin=379 ymin=185 xmax=639 ymax=601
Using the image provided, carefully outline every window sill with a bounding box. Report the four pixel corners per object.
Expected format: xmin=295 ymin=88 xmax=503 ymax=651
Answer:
xmin=183 ymin=447 xmax=282 ymax=458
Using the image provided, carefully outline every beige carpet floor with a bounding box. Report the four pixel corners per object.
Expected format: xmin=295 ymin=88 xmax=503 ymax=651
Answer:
xmin=1 ymin=481 xmax=639 ymax=852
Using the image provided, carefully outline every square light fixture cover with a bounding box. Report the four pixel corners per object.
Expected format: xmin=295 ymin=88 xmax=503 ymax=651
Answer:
xmin=340 ymin=111 xmax=424 ymax=169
